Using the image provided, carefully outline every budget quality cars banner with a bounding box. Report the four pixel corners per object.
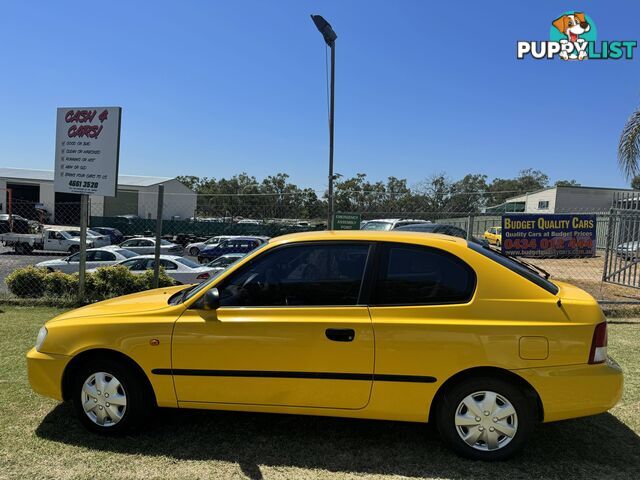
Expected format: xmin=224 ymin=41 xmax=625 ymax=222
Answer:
xmin=501 ymin=214 xmax=596 ymax=257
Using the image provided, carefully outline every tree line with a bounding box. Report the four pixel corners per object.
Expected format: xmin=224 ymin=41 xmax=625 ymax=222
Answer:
xmin=177 ymin=170 xmax=580 ymax=220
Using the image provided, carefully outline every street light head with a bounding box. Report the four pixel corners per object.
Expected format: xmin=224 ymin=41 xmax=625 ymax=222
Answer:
xmin=310 ymin=14 xmax=337 ymax=46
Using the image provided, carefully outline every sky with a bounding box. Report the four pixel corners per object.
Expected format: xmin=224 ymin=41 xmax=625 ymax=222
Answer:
xmin=1 ymin=0 xmax=639 ymax=191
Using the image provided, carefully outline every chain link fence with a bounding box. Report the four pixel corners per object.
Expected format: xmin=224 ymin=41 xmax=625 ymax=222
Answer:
xmin=1 ymin=188 xmax=639 ymax=313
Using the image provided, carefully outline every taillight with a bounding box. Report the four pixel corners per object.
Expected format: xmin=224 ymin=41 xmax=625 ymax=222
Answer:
xmin=588 ymin=321 xmax=608 ymax=364
xmin=196 ymin=273 xmax=210 ymax=280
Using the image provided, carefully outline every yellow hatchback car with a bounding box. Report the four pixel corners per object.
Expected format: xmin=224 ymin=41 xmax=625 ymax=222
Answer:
xmin=27 ymin=231 xmax=622 ymax=460
xmin=483 ymin=226 xmax=502 ymax=247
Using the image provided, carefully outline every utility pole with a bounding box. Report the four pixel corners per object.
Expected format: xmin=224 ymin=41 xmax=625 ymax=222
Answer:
xmin=311 ymin=15 xmax=337 ymax=229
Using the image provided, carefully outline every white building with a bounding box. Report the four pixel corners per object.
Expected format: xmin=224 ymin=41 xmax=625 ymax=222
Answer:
xmin=488 ymin=185 xmax=634 ymax=214
xmin=0 ymin=167 xmax=196 ymax=224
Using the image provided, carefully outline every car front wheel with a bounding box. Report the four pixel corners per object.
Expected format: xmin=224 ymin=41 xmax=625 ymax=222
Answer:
xmin=435 ymin=377 xmax=535 ymax=460
xmin=71 ymin=359 xmax=152 ymax=434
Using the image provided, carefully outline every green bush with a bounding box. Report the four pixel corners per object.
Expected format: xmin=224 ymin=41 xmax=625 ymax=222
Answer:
xmin=134 ymin=268 xmax=176 ymax=291
xmin=5 ymin=266 xmax=47 ymax=298
xmin=43 ymin=270 xmax=79 ymax=297
xmin=6 ymin=264 xmax=176 ymax=302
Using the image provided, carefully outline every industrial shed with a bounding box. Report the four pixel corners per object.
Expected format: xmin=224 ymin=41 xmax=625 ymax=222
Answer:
xmin=0 ymin=167 xmax=196 ymax=224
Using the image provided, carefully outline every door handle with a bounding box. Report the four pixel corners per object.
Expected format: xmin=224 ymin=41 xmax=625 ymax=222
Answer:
xmin=325 ymin=328 xmax=355 ymax=342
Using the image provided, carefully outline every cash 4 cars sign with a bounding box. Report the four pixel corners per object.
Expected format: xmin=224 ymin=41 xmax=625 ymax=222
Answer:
xmin=54 ymin=107 xmax=122 ymax=197
xmin=502 ymin=214 xmax=596 ymax=257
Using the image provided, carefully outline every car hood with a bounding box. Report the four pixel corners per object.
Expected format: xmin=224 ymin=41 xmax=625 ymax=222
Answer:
xmin=47 ymin=284 xmax=187 ymax=322
xmin=36 ymin=258 xmax=65 ymax=266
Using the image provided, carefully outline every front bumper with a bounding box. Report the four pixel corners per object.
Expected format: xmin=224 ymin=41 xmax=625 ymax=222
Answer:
xmin=26 ymin=348 xmax=70 ymax=401
xmin=517 ymin=357 xmax=623 ymax=423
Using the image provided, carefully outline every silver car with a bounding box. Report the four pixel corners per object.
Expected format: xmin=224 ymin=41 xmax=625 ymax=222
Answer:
xmin=616 ymin=241 xmax=640 ymax=260
xmin=119 ymin=237 xmax=183 ymax=255
xmin=99 ymin=255 xmax=215 ymax=284
xmin=36 ymin=247 xmax=138 ymax=273
xmin=185 ymin=235 xmax=240 ymax=257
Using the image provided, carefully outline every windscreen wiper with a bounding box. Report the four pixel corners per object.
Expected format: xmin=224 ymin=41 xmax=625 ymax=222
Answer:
xmin=512 ymin=256 xmax=551 ymax=279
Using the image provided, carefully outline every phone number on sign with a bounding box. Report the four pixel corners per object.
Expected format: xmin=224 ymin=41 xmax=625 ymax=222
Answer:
xmin=68 ymin=180 xmax=99 ymax=189
xmin=504 ymin=237 xmax=594 ymax=250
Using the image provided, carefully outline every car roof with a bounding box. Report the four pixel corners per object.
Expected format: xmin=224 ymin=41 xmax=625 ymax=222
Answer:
xmin=269 ymin=230 xmax=465 ymax=247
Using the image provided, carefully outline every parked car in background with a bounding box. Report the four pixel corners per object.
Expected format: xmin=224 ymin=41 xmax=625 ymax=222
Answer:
xmin=185 ymin=235 xmax=240 ymax=257
xmin=395 ymin=223 xmax=489 ymax=246
xmin=91 ymin=227 xmax=124 ymax=245
xmin=237 ymin=219 xmax=260 ymax=225
xmin=361 ymin=218 xmax=430 ymax=231
xmin=0 ymin=226 xmax=93 ymax=254
xmin=100 ymin=255 xmax=214 ymax=284
xmin=483 ymin=226 xmax=502 ymax=247
xmin=205 ymin=252 xmax=246 ymax=272
xmin=36 ymin=247 xmax=138 ymax=273
xmin=64 ymin=229 xmax=111 ymax=248
xmin=198 ymin=236 xmax=268 ymax=263
xmin=615 ymin=241 xmax=640 ymax=259
xmin=119 ymin=237 xmax=183 ymax=255
xmin=28 ymin=230 xmax=622 ymax=460
xmin=0 ymin=214 xmax=31 ymax=234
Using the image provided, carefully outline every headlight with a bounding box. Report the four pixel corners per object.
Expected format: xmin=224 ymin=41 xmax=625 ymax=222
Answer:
xmin=35 ymin=326 xmax=48 ymax=352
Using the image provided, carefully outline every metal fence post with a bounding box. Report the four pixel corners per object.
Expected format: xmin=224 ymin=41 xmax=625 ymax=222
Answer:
xmin=467 ymin=214 xmax=474 ymax=240
xmin=153 ymin=185 xmax=165 ymax=289
xmin=78 ymin=194 xmax=88 ymax=301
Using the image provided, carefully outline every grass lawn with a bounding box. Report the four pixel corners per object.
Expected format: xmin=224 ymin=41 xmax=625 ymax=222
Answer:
xmin=1 ymin=306 xmax=639 ymax=480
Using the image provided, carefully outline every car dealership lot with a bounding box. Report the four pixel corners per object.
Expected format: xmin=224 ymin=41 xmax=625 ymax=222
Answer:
xmin=1 ymin=306 xmax=639 ymax=480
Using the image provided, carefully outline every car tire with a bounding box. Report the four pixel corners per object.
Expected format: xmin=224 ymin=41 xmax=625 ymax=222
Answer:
xmin=189 ymin=247 xmax=199 ymax=256
xmin=435 ymin=376 xmax=535 ymax=461
xmin=71 ymin=358 xmax=153 ymax=435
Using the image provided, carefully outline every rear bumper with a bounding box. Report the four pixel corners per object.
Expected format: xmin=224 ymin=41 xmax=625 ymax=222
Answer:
xmin=26 ymin=348 xmax=70 ymax=401
xmin=517 ymin=357 xmax=623 ymax=423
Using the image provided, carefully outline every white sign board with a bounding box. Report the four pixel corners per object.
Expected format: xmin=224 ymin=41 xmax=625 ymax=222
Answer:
xmin=54 ymin=107 xmax=121 ymax=197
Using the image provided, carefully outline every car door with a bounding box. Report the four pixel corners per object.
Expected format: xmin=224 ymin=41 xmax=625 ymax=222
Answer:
xmin=137 ymin=239 xmax=154 ymax=254
xmin=171 ymin=241 xmax=375 ymax=409
xmin=91 ymin=250 xmax=117 ymax=269
xmin=120 ymin=239 xmax=140 ymax=253
xmin=60 ymin=252 xmax=80 ymax=273
xmin=367 ymin=242 xmax=477 ymax=409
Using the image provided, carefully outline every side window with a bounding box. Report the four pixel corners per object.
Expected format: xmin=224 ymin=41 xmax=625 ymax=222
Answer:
xmin=94 ymin=251 xmax=116 ymax=261
xmin=122 ymin=240 xmax=137 ymax=247
xmin=373 ymin=244 xmax=475 ymax=306
xmin=218 ymin=243 xmax=370 ymax=307
xmin=121 ymin=258 xmax=145 ymax=270
xmin=140 ymin=240 xmax=153 ymax=247
xmin=68 ymin=253 xmax=80 ymax=262
xmin=160 ymin=259 xmax=178 ymax=270
xmin=85 ymin=251 xmax=97 ymax=262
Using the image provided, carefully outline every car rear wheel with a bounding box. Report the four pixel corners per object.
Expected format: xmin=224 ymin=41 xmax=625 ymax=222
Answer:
xmin=189 ymin=247 xmax=199 ymax=256
xmin=435 ymin=377 xmax=535 ymax=461
xmin=71 ymin=358 xmax=152 ymax=434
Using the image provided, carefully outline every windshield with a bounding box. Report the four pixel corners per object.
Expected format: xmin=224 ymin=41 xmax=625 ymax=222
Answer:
xmin=160 ymin=239 xmax=172 ymax=245
xmin=181 ymin=242 xmax=269 ymax=302
xmin=362 ymin=221 xmax=393 ymax=231
xmin=468 ymin=242 xmax=558 ymax=295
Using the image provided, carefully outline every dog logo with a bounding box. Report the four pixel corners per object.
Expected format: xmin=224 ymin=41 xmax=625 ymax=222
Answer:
xmin=552 ymin=12 xmax=591 ymax=60
xmin=517 ymin=11 xmax=637 ymax=61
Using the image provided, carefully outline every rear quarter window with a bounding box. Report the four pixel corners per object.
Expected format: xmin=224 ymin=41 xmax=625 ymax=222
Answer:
xmin=373 ymin=243 xmax=476 ymax=306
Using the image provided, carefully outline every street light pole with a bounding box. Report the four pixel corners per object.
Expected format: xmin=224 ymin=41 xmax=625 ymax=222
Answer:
xmin=311 ymin=15 xmax=337 ymax=229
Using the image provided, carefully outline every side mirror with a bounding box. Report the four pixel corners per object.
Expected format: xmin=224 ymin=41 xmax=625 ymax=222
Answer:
xmin=195 ymin=288 xmax=220 ymax=311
